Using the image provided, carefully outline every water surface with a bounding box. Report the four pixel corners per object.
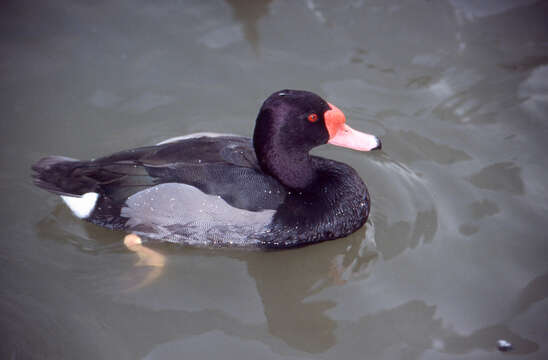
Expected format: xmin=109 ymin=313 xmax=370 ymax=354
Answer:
xmin=1 ymin=1 xmax=548 ymax=359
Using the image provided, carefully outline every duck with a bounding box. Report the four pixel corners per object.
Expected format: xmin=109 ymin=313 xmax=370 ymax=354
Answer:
xmin=32 ymin=90 xmax=381 ymax=249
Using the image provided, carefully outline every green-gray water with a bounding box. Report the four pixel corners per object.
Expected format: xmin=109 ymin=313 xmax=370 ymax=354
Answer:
xmin=2 ymin=1 xmax=547 ymax=359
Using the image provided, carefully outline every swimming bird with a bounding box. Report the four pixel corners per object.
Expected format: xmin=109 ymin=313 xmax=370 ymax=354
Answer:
xmin=32 ymin=90 xmax=381 ymax=249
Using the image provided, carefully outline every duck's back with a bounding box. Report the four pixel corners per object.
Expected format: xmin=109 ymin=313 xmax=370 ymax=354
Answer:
xmin=32 ymin=135 xmax=287 ymax=247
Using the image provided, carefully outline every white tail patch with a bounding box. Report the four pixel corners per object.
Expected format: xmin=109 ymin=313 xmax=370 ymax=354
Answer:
xmin=60 ymin=192 xmax=99 ymax=219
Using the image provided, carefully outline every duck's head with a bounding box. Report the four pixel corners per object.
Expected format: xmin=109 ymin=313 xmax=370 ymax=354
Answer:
xmin=253 ymin=90 xmax=381 ymax=188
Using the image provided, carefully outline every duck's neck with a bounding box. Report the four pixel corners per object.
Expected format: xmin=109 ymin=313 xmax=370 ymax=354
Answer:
xmin=255 ymin=141 xmax=316 ymax=189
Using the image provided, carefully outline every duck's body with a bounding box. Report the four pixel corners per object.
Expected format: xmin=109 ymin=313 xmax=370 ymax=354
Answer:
xmin=32 ymin=90 xmax=380 ymax=248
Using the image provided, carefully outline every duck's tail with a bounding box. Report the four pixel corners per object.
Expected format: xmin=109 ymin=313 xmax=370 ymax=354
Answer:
xmin=31 ymin=156 xmax=96 ymax=196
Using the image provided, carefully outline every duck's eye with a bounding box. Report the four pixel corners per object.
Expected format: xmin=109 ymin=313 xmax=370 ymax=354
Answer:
xmin=307 ymin=113 xmax=318 ymax=123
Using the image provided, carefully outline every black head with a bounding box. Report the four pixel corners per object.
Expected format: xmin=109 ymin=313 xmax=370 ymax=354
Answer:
xmin=253 ymin=89 xmax=381 ymax=189
xmin=253 ymin=89 xmax=332 ymax=156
